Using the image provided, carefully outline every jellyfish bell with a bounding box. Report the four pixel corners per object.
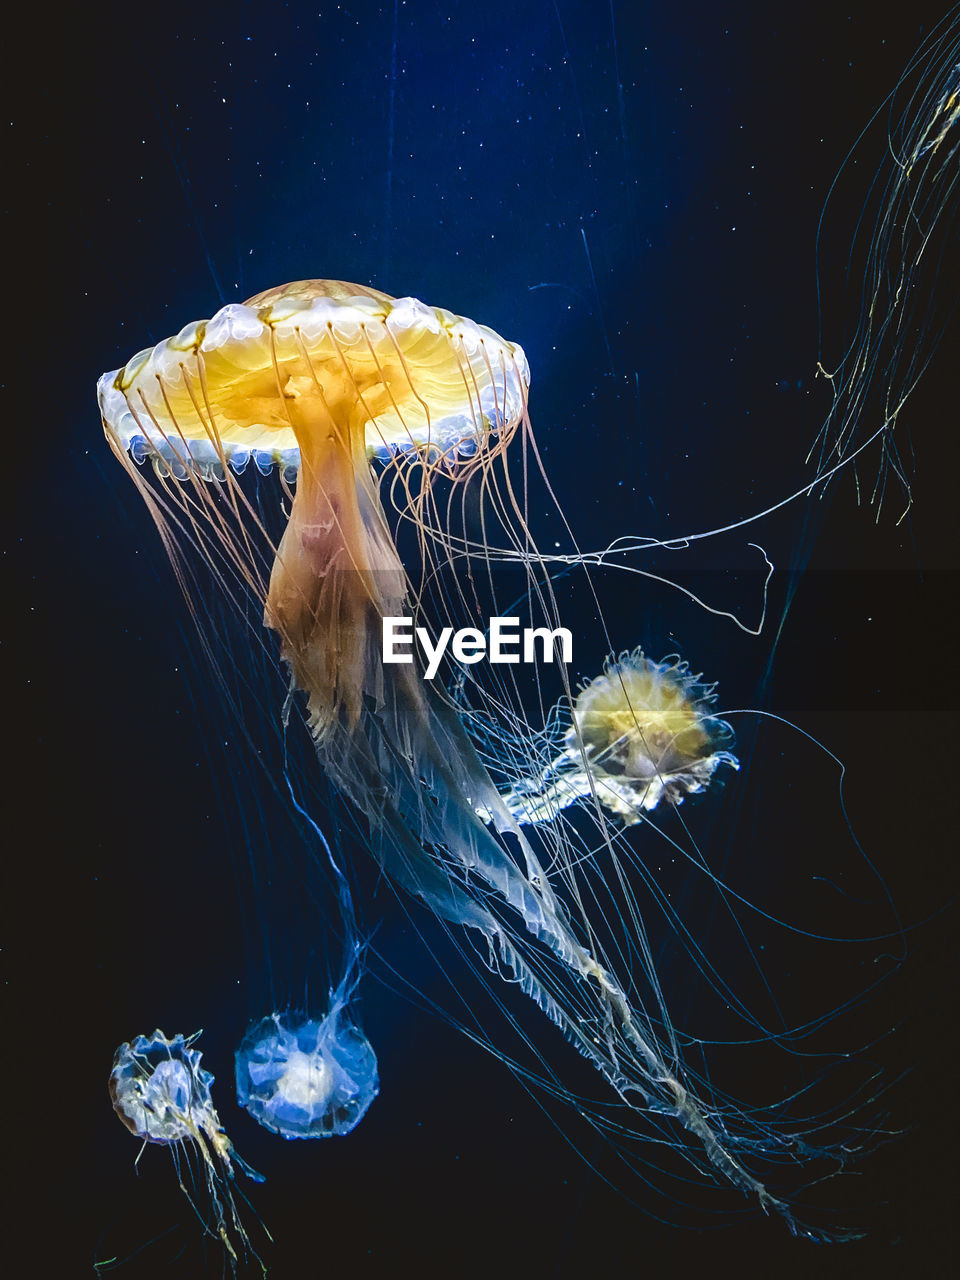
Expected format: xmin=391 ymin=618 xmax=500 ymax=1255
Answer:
xmin=236 ymin=999 xmax=379 ymax=1141
xmin=109 ymin=1029 xmax=265 ymax=1272
xmin=575 ymin=652 xmax=737 ymax=801
xmin=501 ymin=650 xmax=740 ymax=826
xmin=110 ymin=1029 xmax=208 ymax=1145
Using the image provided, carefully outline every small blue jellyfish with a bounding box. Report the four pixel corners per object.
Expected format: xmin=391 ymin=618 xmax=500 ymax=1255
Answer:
xmin=109 ymin=1029 xmax=265 ymax=1273
xmin=236 ymin=977 xmax=379 ymax=1140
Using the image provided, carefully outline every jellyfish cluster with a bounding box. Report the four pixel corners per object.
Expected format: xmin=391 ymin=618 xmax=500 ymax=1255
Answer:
xmin=99 ymin=23 xmax=958 ymax=1270
xmin=98 ymin=280 xmax=831 ymax=1248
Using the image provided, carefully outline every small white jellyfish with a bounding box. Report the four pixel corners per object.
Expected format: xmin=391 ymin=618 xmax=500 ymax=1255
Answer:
xmin=235 ymin=980 xmax=379 ymax=1140
xmin=110 ymin=1029 xmax=265 ymax=1273
xmin=500 ymin=650 xmax=739 ymax=825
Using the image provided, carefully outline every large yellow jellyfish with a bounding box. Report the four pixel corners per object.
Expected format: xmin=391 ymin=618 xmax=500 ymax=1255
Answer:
xmin=99 ymin=280 xmax=855 ymax=1241
xmin=98 ymin=280 xmax=525 ymax=730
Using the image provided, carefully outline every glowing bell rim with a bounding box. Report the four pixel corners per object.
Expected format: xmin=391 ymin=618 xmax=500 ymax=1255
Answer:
xmin=97 ymin=291 xmax=530 ymax=475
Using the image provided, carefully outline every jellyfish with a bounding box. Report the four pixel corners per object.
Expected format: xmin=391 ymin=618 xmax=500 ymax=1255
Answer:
xmin=236 ymin=801 xmax=380 ymax=1141
xmin=495 ymin=650 xmax=739 ymax=826
xmin=109 ymin=1030 xmax=265 ymax=1273
xmin=98 ymin=280 xmax=846 ymax=1240
xmin=236 ymin=991 xmax=379 ymax=1140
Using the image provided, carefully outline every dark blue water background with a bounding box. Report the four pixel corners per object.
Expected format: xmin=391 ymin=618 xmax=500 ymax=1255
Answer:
xmin=7 ymin=2 xmax=957 ymax=1276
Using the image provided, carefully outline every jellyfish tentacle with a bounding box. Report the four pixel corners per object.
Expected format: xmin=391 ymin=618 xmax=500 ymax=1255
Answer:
xmin=303 ymin=647 xmax=825 ymax=1235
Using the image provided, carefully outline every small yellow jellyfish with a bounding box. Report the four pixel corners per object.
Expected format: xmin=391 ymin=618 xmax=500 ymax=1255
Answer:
xmin=500 ymin=651 xmax=739 ymax=825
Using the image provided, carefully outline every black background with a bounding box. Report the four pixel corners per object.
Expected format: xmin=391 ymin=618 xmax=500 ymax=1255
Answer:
xmin=6 ymin=2 xmax=958 ymax=1277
